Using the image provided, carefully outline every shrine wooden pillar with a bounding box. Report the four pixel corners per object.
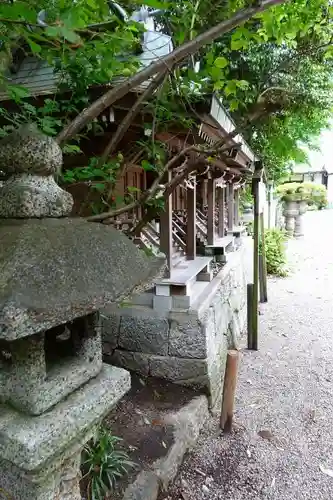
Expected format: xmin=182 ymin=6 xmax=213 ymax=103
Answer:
xmin=201 ymin=179 xmax=208 ymax=211
xmin=207 ymin=174 xmax=215 ymax=245
xmin=234 ymin=188 xmax=240 ymax=227
xmin=217 ymin=186 xmax=225 ymax=238
xmin=160 ymin=170 xmax=173 ymax=278
xmin=227 ymin=183 xmax=234 ymax=232
xmin=186 ymin=178 xmax=196 ymax=260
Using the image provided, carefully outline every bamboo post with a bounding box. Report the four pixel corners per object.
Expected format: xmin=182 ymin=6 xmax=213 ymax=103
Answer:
xmin=259 ymin=212 xmax=268 ymax=303
xmin=220 ymin=350 xmax=240 ymax=433
xmin=247 ymin=283 xmax=254 ymax=349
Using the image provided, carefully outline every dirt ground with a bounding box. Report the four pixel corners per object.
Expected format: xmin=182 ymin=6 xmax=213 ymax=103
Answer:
xmin=159 ymin=210 xmax=333 ymax=500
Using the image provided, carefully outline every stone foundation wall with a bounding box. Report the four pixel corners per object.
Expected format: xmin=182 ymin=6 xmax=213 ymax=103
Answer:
xmin=102 ymin=247 xmax=247 ymax=406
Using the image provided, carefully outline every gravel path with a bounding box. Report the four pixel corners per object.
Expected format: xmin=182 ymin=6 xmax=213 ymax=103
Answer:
xmin=162 ymin=210 xmax=333 ymax=500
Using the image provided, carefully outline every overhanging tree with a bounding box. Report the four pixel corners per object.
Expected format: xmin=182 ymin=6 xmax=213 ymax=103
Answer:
xmin=1 ymin=0 xmax=333 ymax=226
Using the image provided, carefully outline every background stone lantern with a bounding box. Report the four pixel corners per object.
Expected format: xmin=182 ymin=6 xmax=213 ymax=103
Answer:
xmin=0 ymin=125 xmax=165 ymax=499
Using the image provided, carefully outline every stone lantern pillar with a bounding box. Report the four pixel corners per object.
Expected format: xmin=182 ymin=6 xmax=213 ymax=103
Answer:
xmin=0 ymin=125 xmax=165 ymax=499
xmin=282 ymin=199 xmax=298 ymax=236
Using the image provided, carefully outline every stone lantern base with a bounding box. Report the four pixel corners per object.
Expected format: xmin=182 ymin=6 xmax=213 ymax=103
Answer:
xmin=0 ymin=365 xmax=130 ymax=500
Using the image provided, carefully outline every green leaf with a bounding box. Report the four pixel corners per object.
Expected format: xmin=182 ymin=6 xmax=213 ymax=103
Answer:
xmin=229 ymin=99 xmax=239 ymax=111
xmin=214 ymin=57 xmax=228 ymax=69
xmin=142 ymin=0 xmax=169 ymax=8
xmin=231 ymin=39 xmax=245 ymax=50
xmin=93 ymin=183 xmax=106 ymax=192
xmin=59 ymin=27 xmax=82 ymax=44
xmin=8 ymin=85 xmax=30 ymax=102
xmin=224 ymin=80 xmax=237 ymax=97
xmin=141 ymin=160 xmax=155 ymax=171
xmin=236 ymin=80 xmax=249 ymax=90
xmin=26 ymin=39 xmax=42 ymax=53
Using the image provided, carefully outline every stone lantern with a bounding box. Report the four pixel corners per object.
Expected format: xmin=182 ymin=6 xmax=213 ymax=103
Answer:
xmin=0 ymin=125 xmax=165 ymax=499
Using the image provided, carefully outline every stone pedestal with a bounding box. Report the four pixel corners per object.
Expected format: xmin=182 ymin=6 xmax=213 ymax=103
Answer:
xmin=103 ymin=248 xmax=247 ymax=407
xmin=0 ymin=366 xmax=130 ymax=500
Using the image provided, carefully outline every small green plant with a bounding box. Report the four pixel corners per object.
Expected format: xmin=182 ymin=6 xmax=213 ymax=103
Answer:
xmin=261 ymin=228 xmax=288 ymax=277
xmin=81 ymin=427 xmax=135 ymax=500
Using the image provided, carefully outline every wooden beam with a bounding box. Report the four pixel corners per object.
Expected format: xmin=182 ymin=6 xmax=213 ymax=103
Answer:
xmin=227 ymin=183 xmax=234 ymax=231
xmin=186 ymin=179 xmax=196 ymax=260
xmin=207 ymin=175 xmax=215 ymax=245
xmin=160 ymin=170 xmax=173 ymax=278
xmin=217 ymin=187 xmax=225 ymax=238
xmin=220 ymin=350 xmax=240 ymax=433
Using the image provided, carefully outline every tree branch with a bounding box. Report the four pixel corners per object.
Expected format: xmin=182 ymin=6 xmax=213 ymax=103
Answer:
xmin=85 ymin=138 xmax=238 ymax=224
xmin=56 ymin=0 xmax=288 ymax=145
xmin=0 ymin=17 xmax=41 ymax=28
xmin=99 ymin=70 xmax=168 ymax=165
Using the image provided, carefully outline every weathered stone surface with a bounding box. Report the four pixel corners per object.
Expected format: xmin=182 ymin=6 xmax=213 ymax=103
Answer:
xmin=101 ymin=312 xmax=121 ymax=349
xmin=56 ymin=453 xmax=82 ymax=500
xmin=122 ymin=471 xmax=159 ymax=500
xmin=0 ymin=365 xmax=130 ymax=471
xmin=101 ymin=244 xmax=248 ymax=406
xmin=119 ymin=316 xmax=169 ymax=355
xmin=0 ymin=125 xmax=73 ymax=218
xmin=153 ymin=396 xmax=209 ymax=490
xmin=214 ymin=301 xmax=232 ymax=337
xmin=0 ymin=218 xmax=165 ymax=340
xmin=149 ymin=356 xmax=208 ymax=386
xmin=0 ymin=174 xmax=74 ymax=218
xmin=107 ymin=349 xmax=150 ymax=376
xmin=0 ymin=444 xmax=86 ymax=500
xmin=0 ymin=313 xmax=103 ymax=415
xmin=169 ymin=316 xmax=206 ymax=359
xmin=122 ymin=396 xmax=209 ymax=500
xmin=0 ymin=124 xmax=62 ymax=176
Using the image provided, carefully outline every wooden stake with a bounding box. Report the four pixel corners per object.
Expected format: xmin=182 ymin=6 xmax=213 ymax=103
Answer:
xmin=247 ymin=283 xmax=254 ymax=349
xmin=259 ymin=212 xmax=268 ymax=303
xmin=252 ymin=177 xmax=259 ymax=351
xmin=220 ymin=350 xmax=240 ymax=433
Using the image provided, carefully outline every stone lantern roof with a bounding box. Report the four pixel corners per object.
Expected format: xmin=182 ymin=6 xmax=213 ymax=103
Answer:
xmin=0 ymin=125 xmax=165 ymax=340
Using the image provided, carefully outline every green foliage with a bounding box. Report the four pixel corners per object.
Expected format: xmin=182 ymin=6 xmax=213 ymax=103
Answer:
xmin=261 ymin=228 xmax=288 ymax=277
xmin=61 ymin=156 xmax=122 ymax=185
xmin=1 ymin=0 xmax=333 ymax=214
xmin=276 ymin=181 xmax=327 ymax=208
xmin=81 ymin=427 xmax=135 ymax=500
xmin=239 ymin=185 xmax=253 ymax=212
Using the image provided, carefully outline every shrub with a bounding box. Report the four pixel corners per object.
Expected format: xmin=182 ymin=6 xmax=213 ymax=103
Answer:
xmin=260 ymin=228 xmax=288 ymax=277
xmin=302 ymin=182 xmax=327 ymax=209
xmin=81 ymin=427 xmax=135 ymax=500
xmin=276 ymin=182 xmax=327 ymax=208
